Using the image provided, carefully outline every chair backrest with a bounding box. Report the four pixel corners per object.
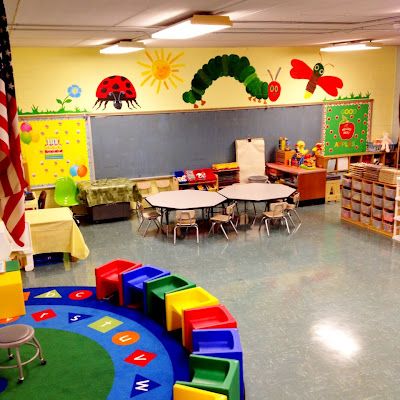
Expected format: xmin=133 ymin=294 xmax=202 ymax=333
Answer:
xmin=136 ymin=201 xmax=144 ymax=218
xmin=38 ymin=190 xmax=47 ymax=209
xmin=136 ymin=181 xmax=152 ymax=191
xmin=176 ymin=210 xmax=196 ymax=225
xmin=292 ymin=192 xmax=300 ymax=207
xmin=225 ymin=203 xmax=236 ymax=217
xmin=155 ymin=180 xmax=171 ymax=190
xmin=54 ymin=177 xmax=78 ymax=206
xmin=269 ymin=202 xmax=287 ymax=216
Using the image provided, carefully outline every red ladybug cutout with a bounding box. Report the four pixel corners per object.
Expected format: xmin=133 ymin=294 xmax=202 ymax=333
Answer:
xmin=94 ymin=75 xmax=140 ymax=110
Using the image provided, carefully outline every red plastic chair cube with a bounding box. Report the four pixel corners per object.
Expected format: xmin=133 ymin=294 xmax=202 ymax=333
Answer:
xmin=183 ymin=305 xmax=237 ymax=350
xmin=95 ymin=259 xmax=142 ymax=302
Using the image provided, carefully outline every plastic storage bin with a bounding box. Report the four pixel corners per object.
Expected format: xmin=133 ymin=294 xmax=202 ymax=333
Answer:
xmin=341 ymin=208 xmax=351 ymax=219
xmin=383 ymin=222 xmax=393 ymax=233
xmin=360 ymin=214 xmax=370 ymax=225
xmin=372 ymin=207 xmax=382 ymax=219
xmin=361 ymin=193 xmax=372 ymax=205
xmin=373 ymin=184 xmax=384 ymax=196
xmin=372 ymin=218 xmax=382 ymax=230
xmin=362 ymin=181 xmax=372 ymax=193
xmin=351 ymin=201 xmax=361 ymax=212
xmin=384 ymin=187 xmax=396 ymax=199
xmin=361 ymin=204 xmax=371 ymax=216
xmin=342 ymin=188 xmax=351 ymax=199
xmin=383 ymin=210 xmax=394 ymax=222
xmin=383 ymin=198 xmax=395 ymax=210
xmin=342 ymin=198 xmax=351 ymax=209
xmin=352 ymin=179 xmax=362 ymax=191
xmin=352 ymin=191 xmax=361 ymax=202
xmin=351 ymin=210 xmax=360 ymax=221
xmin=373 ymin=196 xmax=383 ymax=208
xmin=342 ymin=177 xmax=352 ymax=188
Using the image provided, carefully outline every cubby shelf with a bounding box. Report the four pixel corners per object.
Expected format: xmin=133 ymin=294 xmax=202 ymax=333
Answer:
xmin=341 ymin=174 xmax=396 ymax=237
xmin=392 ymin=177 xmax=400 ymax=241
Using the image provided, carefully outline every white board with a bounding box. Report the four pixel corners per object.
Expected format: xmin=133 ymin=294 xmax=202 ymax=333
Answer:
xmin=235 ymin=138 xmax=265 ymax=183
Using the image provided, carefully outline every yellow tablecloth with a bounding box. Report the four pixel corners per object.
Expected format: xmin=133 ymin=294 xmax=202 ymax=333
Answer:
xmin=25 ymin=208 xmax=89 ymax=260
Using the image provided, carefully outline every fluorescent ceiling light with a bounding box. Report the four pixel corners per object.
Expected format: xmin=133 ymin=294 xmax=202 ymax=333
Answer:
xmin=100 ymin=41 xmax=145 ymax=54
xmin=152 ymin=15 xmax=232 ymax=39
xmin=320 ymin=43 xmax=382 ymax=52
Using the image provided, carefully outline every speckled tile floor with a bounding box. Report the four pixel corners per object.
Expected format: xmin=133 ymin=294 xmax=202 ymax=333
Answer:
xmin=22 ymin=203 xmax=400 ymax=399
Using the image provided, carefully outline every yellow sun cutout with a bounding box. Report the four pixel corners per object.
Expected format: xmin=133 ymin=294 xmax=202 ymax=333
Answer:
xmin=138 ymin=49 xmax=185 ymax=94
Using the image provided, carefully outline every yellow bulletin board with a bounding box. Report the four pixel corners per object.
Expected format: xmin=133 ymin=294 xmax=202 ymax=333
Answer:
xmin=20 ymin=116 xmax=94 ymax=188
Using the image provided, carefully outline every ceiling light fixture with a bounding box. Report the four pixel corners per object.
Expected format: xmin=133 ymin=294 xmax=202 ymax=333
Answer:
xmin=100 ymin=41 xmax=145 ymax=55
xmin=152 ymin=14 xmax=232 ymax=40
xmin=320 ymin=42 xmax=382 ymax=52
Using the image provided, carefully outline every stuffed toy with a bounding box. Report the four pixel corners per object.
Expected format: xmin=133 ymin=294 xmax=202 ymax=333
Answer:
xmin=380 ymin=132 xmax=393 ymax=152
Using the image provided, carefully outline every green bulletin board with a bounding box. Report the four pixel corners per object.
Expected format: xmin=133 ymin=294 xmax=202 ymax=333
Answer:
xmin=322 ymin=99 xmax=372 ymax=156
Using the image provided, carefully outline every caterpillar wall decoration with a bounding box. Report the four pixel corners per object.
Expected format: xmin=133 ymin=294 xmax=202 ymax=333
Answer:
xmin=182 ymin=54 xmax=282 ymax=108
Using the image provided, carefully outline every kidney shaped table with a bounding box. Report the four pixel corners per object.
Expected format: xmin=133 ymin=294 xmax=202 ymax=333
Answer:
xmin=146 ymin=190 xmax=226 ymax=231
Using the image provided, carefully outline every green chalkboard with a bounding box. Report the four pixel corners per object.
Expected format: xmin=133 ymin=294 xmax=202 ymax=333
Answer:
xmin=322 ymin=100 xmax=372 ymax=156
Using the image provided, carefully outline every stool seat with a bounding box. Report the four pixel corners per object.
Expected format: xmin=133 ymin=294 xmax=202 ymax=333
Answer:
xmin=0 ymin=324 xmax=34 ymax=347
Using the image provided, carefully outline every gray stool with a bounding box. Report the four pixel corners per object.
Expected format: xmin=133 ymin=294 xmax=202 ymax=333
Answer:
xmin=0 ymin=324 xmax=46 ymax=383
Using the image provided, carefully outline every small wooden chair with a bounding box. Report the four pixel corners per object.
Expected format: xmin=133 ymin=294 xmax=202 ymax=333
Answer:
xmin=285 ymin=192 xmax=301 ymax=226
xmin=259 ymin=202 xmax=290 ymax=236
xmin=136 ymin=201 xmax=161 ymax=236
xmin=174 ymin=210 xmax=199 ymax=245
xmin=208 ymin=203 xmax=238 ymax=240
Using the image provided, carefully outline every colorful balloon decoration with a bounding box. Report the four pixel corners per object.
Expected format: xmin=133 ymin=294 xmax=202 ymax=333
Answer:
xmin=69 ymin=165 xmax=79 ymax=177
xmin=20 ymin=132 xmax=32 ymax=145
xmin=20 ymin=122 xmax=32 ymax=132
xmin=77 ymin=165 xmax=88 ymax=177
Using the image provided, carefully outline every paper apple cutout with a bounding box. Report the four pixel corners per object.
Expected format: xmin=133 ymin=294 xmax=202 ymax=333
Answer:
xmin=339 ymin=121 xmax=355 ymax=140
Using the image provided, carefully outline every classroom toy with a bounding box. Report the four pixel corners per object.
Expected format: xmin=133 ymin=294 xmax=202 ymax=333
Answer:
xmin=174 ymin=384 xmax=227 ymax=399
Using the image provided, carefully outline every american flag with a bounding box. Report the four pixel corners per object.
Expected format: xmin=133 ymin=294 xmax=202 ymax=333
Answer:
xmin=0 ymin=1 xmax=26 ymax=247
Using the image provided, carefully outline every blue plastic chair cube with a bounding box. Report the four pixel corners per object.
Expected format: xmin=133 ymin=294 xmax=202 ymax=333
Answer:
xmin=121 ymin=265 xmax=170 ymax=307
xmin=192 ymin=328 xmax=244 ymax=400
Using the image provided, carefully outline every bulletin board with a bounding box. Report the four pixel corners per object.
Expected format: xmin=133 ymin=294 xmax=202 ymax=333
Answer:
xmin=20 ymin=116 xmax=93 ymax=188
xmin=322 ymin=99 xmax=372 ymax=156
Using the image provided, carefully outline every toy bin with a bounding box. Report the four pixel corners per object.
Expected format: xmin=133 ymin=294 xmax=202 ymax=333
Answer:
xmin=342 ymin=188 xmax=351 ymax=199
xmin=351 ymin=201 xmax=361 ymax=212
xmin=342 ymin=198 xmax=351 ymax=208
xmin=351 ymin=210 xmax=360 ymax=222
xmin=361 ymin=204 xmax=371 ymax=216
xmin=373 ymin=196 xmax=383 ymax=208
xmin=383 ymin=198 xmax=395 ymax=210
xmin=351 ymin=191 xmax=361 ymax=202
xmin=384 ymin=187 xmax=396 ymax=199
xmin=372 ymin=207 xmax=382 ymax=219
xmin=372 ymin=218 xmax=382 ymax=230
xmin=342 ymin=177 xmax=352 ymax=188
xmin=373 ymin=184 xmax=384 ymax=196
xmin=352 ymin=179 xmax=362 ymax=191
xmin=383 ymin=210 xmax=394 ymax=223
xmin=383 ymin=222 xmax=394 ymax=233
xmin=360 ymin=214 xmax=370 ymax=225
xmin=362 ymin=181 xmax=372 ymax=193
xmin=361 ymin=193 xmax=372 ymax=205
xmin=341 ymin=208 xmax=351 ymax=219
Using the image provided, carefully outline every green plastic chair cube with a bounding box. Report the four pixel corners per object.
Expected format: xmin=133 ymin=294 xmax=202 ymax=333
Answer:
xmin=54 ymin=177 xmax=79 ymax=207
xmin=144 ymin=274 xmax=196 ymax=321
xmin=176 ymin=354 xmax=240 ymax=400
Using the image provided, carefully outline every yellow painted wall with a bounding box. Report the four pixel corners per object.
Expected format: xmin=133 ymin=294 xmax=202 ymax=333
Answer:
xmin=12 ymin=46 xmax=397 ymax=140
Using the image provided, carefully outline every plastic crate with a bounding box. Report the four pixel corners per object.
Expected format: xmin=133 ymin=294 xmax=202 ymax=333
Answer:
xmin=372 ymin=218 xmax=382 ymax=230
xmin=352 ymin=191 xmax=361 ymax=202
xmin=373 ymin=196 xmax=383 ymax=208
xmin=341 ymin=208 xmax=351 ymax=219
xmin=383 ymin=210 xmax=394 ymax=222
xmin=33 ymin=252 xmax=64 ymax=266
xmin=372 ymin=207 xmax=382 ymax=219
xmin=384 ymin=187 xmax=396 ymax=199
xmin=342 ymin=177 xmax=352 ymax=188
xmin=361 ymin=193 xmax=372 ymax=205
xmin=383 ymin=198 xmax=395 ymax=210
xmin=360 ymin=214 xmax=370 ymax=225
xmin=342 ymin=198 xmax=351 ymax=208
xmin=342 ymin=188 xmax=351 ymax=199
xmin=351 ymin=210 xmax=360 ymax=221
xmin=351 ymin=201 xmax=361 ymax=212
xmin=361 ymin=204 xmax=371 ymax=216
xmin=362 ymin=181 xmax=372 ymax=193
xmin=373 ymin=184 xmax=384 ymax=196
xmin=352 ymin=179 xmax=362 ymax=191
xmin=383 ymin=222 xmax=394 ymax=233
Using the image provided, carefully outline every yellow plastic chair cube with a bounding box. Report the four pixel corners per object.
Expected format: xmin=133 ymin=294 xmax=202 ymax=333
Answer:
xmin=174 ymin=383 xmax=227 ymax=400
xmin=165 ymin=287 xmax=219 ymax=331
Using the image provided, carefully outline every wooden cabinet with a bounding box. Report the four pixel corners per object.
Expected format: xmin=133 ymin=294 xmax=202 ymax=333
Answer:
xmin=341 ymin=175 xmax=395 ymax=237
xmin=212 ymin=168 xmax=239 ymax=188
xmin=316 ymin=151 xmax=397 ymax=172
xmin=393 ymin=177 xmax=400 ymax=241
xmin=266 ymin=163 xmax=327 ymax=202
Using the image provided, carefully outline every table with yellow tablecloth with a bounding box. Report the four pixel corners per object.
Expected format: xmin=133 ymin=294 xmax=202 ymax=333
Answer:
xmin=25 ymin=208 xmax=89 ymax=260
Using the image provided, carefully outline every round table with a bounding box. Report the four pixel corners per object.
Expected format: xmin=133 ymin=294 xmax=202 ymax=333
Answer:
xmin=146 ymin=190 xmax=226 ymax=227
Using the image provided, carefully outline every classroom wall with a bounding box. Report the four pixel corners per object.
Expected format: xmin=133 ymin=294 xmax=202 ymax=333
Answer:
xmin=12 ymin=46 xmax=397 ymax=140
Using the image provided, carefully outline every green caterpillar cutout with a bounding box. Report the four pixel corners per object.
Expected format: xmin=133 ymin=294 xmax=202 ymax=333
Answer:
xmin=182 ymin=54 xmax=269 ymax=108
